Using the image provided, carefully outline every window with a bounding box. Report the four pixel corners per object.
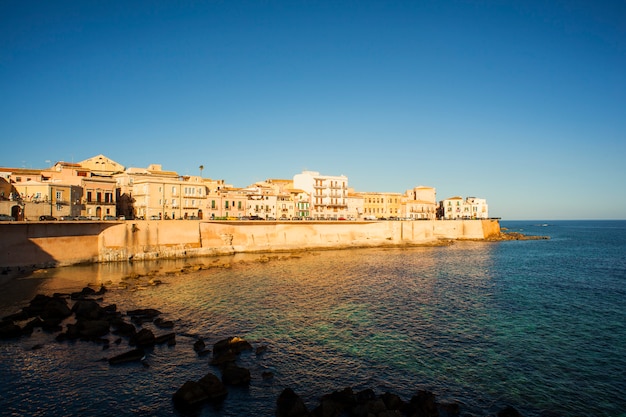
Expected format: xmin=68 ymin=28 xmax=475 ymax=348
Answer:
xmin=56 ymin=191 xmax=62 ymax=200
xmin=238 ymin=201 xmax=242 ymax=209
xmin=172 ymin=186 xmax=177 ymax=195
xmin=211 ymin=200 xmax=216 ymax=209
xmin=225 ymin=201 xmax=229 ymax=209
xmin=87 ymin=192 xmax=92 ymax=202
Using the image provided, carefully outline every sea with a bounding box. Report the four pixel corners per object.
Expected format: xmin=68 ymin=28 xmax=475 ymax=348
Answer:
xmin=0 ymin=220 xmax=624 ymax=417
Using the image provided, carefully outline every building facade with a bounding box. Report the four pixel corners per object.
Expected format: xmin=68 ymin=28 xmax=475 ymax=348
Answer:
xmin=403 ymin=186 xmax=437 ymax=220
xmin=440 ymin=196 xmax=489 ymax=219
xmin=293 ymin=170 xmax=348 ymax=220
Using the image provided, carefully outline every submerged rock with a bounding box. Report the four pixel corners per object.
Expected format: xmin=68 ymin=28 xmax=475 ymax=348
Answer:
xmin=221 ymin=362 xmax=251 ymax=386
xmin=108 ymin=348 xmax=145 ymax=365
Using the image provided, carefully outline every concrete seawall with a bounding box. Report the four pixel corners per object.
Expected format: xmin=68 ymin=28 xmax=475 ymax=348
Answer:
xmin=0 ymin=219 xmax=500 ymax=269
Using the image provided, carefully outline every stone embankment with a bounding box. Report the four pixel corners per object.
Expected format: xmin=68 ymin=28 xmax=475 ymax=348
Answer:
xmin=0 ymin=219 xmax=502 ymax=272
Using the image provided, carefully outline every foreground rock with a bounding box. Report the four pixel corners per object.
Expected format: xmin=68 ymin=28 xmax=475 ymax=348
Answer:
xmin=277 ymin=387 xmax=530 ymax=417
xmin=172 ymin=372 xmax=227 ymax=411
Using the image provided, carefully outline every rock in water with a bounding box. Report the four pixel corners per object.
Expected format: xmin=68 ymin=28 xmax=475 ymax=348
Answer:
xmin=108 ymin=348 xmax=146 ymax=365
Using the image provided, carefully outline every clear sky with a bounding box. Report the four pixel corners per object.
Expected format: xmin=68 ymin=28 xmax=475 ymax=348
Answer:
xmin=1 ymin=0 xmax=625 ymax=220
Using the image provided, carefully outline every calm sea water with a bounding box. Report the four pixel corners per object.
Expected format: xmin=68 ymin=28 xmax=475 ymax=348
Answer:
xmin=0 ymin=220 xmax=624 ymax=417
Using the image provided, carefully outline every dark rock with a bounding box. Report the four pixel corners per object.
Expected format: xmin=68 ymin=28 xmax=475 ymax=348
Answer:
xmin=213 ymin=336 xmax=252 ymax=356
xmin=22 ymin=294 xmax=71 ymax=320
xmin=154 ymin=332 xmax=176 ymax=345
xmin=312 ymin=396 xmax=342 ymax=417
xmin=22 ymin=317 xmax=44 ymax=335
xmin=0 ymin=322 xmax=22 ymax=339
xmin=193 ymin=338 xmax=206 ymax=352
xmin=41 ymin=297 xmax=72 ymax=319
xmin=381 ymin=392 xmax=405 ymax=411
xmin=129 ymin=328 xmax=155 ymax=347
xmin=173 ymin=380 xmax=210 ymax=410
xmin=261 ymin=371 xmax=274 ymax=380
xmin=127 ymin=308 xmax=161 ymax=319
xmin=438 ymin=402 xmax=460 ymax=417
xmin=154 ymin=317 xmax=174 ymax=329
xmin=111 ymin=318 xmax=136 ymax=337
xmin=277 ymin=388 xmax=311 ymax=417
xmin=108 ymin=348 xmax=145 ymax=365
xmin=2 ymin=311 xmax=29 ymax=322
xmin=356 ymin=388 xmax=377 ymax=403
xmin=72 ymin=299 xmax=104 ymax=320
xmin=198 ymin=372 xmax=228 ymax=402
xmin=256 ymin=345 xmax=268 ymax=355
xmin=76 ymin=319 xmax=111 ymax=339
xmin=210 ymin=350 xmax=237 ymax=366
xmin=40 ymin=317 xmax=64 ymax=332
xmin=221 ymin=362 xmax=251 ymax=386
xmin=407 ymin=390 xmax=439 ymax=417
xmin=323 ymin=387 xmax=356 ymax=409
xmin=71 ymin=286 xmax=96 ymax=299
xmin=498 ymin=406 xmax=523 ymax=417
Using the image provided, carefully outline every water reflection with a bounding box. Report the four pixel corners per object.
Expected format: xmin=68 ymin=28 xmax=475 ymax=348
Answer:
xmin=0 ymin=244 xmax=511 ymax=416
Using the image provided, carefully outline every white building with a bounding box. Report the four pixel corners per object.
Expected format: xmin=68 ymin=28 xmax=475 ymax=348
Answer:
xmin=440 ymin=196 xmax=489 ymax=219
xmin=293 ymin=170 xmax=348 ymax=220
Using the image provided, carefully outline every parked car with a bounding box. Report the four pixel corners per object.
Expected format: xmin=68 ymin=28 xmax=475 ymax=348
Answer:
xmin=0 ymin=214 xmax=15 ymax=221
xmin=149 ymin=215 xmax=160 ymax=220
xmin=39 ymin=215 xmax=57 ymax=221
xmin=103 ymin=215 xmax=117 ymax=221
xmin=249 ymin=215 xmax=264 ymax=220
xmin=60 ymin=215 xmax=76 ymax=221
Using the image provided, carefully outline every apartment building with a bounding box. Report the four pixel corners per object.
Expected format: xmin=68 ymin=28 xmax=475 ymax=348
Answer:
xmin=1 ymin=163 xmax=116 ymax=220
xmin=115 ymin=164 xmax=207 ymax=220
xmin=404 ymin=186 xmax=437 ymax=220
xmin=359 ymin=191 xmax=403 ymax=219
xmin=440 ymin=196 xmax=489 ymax=219
xmin=293 ymin=170 xmax=348 ymax=220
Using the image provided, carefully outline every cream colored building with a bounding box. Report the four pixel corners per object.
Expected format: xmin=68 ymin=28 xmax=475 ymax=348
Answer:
xmin=115 ymin=164 xmax=207 ymax=220
xmin=293 ymin=170 xmax=348 ymax=220
xmin=404 ymin=186 xmax=437 ymax=220
xmin=346 ymin=190 xmax=364 ymax=220
xmin=359 ymin=191 xmax=402 ymax=219
xmin=79 ymin=154 xmax=125 ymax=176
xmin=1 ymin=163 xmax=116 ymax=220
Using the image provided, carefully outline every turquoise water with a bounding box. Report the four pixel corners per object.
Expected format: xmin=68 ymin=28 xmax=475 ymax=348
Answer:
xmin=0 ymin=220 xmax=624 ymax=416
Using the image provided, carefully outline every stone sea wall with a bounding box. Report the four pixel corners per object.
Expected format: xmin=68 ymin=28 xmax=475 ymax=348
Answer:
xmin=0 ymin=219 xmax=500 ymax=269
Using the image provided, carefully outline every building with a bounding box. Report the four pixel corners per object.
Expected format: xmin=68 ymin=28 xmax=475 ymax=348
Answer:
xmin=403 ymin=186 xmax=437 ymax=220
xmin=293 ymin=170 xmax=348 ymax=220
xmin=115 ymin=164 xmax=207 ymax=220
xmin=440 ymin=196 xmax=489 ymax=219
xmin=1 ymin=163 xmax=116 ymax=220
xmin=360 ymin=191 xmax=403 ymax=219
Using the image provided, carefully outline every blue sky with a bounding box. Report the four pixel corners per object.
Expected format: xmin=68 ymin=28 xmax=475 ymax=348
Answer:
xmin=1 ymin=0 xmax=625 ymax=220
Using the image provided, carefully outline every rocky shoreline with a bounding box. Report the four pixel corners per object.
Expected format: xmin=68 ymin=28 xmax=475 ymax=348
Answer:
xmin=0 ymin=269 xmax=547 ymax=417
xmin=485 ymin=228 xmax=550 ymax=241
